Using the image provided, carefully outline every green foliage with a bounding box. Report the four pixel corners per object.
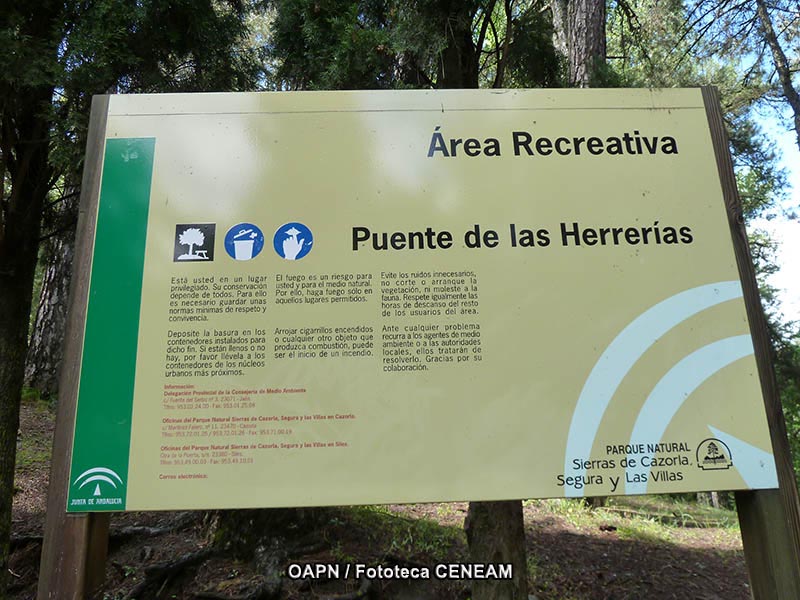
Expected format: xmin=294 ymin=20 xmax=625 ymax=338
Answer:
xmin=496 ymin=2 xmax=561 ymax=88
xmin=538 ymin=495 xmax=740 ymax=542
xmin=773 ymin=331 xmax=800 ymax=486
xmin=538 ymin=499 xmax=597 ymax=528
xmin=47 ymin=0 xmax=262 ymax=179
xmin=521 ymin=496 xmax=742 ymax=596
xmin=15 ymin=390 xmax=54 ymax=471
xmin=345 ymin=505 xmax=464 ymax=561
xmin=122 ymin=565 xmax=137 ymax=578
xmin=608 ymin=495 xmax=739 ymax=529
xmin=526 ymin=554 xmax=567 ymax=600
xmin=266 ymin=0 xmax=420 ymax=90
xmin=265 ymin=0 xmax=561 ymax=90
xmin=728 ymin=115 xmax=787 ymax=221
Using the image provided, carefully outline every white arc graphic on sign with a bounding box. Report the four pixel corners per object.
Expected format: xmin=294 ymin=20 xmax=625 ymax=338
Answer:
xmin=74 ymin=466 xmax=124 ymax=493
xmin=564 ymin=281 xmax=743 ymax=497
xmin=624 ymin=335 xmax=755 ymax=494
xmin=707 ymin=426 xmax=778 ymax=489
xmin=78 ymin=475 xmax=119 ymax=489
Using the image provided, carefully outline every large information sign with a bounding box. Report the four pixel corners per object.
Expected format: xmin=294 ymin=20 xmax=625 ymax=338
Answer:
xmin=67 ymin=89 xmax=778 ymax=512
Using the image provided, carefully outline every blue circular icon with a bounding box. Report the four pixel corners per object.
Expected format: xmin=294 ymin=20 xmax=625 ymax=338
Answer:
xmin=273 ymin=222 xmax=313 ymax=261
xmin=224 ymin=223 xmax=265 ymax=261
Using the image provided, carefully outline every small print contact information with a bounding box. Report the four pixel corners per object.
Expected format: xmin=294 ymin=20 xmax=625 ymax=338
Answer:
xmin=286 ymin=562 xmax=513 ymax=581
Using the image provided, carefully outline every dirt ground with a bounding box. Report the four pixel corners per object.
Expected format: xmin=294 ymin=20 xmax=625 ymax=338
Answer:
xmin=10 ymin=402 xmax=750 ymax=599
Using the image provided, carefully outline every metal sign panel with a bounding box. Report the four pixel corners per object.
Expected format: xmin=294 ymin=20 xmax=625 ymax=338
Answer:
xmin=67 ymin=89 xmax=777 ymax=511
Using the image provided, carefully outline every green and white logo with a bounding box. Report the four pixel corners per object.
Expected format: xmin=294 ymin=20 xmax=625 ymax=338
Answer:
xmin=69 ymin=466 xmax=125 ymax=509
xmin=73 ymin=467 xmax=124 ymax=496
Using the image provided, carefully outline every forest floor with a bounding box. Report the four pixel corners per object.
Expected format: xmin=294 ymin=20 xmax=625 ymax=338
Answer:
xmin=10 ymin=398 xmax=751 ymax=600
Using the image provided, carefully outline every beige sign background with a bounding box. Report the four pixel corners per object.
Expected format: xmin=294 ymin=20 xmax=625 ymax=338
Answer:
xmin=69 ymin=89 xmax=777 ymax=511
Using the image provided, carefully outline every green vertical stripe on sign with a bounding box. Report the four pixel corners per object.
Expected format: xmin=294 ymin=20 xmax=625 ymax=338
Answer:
xmin=67 ymin=138 xmax=155 ymax=512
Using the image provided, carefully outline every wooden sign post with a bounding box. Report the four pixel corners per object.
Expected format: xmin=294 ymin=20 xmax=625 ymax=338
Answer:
xmin=702 ymin=86 xmax=800 ymax=597
xmin=38 ymin=96 xmax=111 ymax=600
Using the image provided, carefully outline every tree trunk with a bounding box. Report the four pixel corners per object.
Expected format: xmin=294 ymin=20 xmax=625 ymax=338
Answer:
xmin=436 ymin=1 xmax=480 ymax=89
xmin=585 ymin=496 xmax=606 ymax=509
xmin=551 ymin=0 xmax=607 ymax=87
xmin=755 ymin=0 xmax=800 ymax=151
xmin=0 ymin=109 xmax=51 ymax=599
xmin=567 ymin=0 xmax=606 ymax=87
xmin=551 ymin=0 xmax=569 ymax=60
xmin=25 ymin=206 xmax=77 ymax=399
xmin=465 ymin=500 xmax=528 ymax=600
xmin=697 ymin=491 xmax=720 ymax=508
xmin=0 ymin=280 xmax=35 ymax=600
xmin=0 ymin=259 xmax=40 ymax=598
xmin=0 ymin=7 xmax=58 ymax=591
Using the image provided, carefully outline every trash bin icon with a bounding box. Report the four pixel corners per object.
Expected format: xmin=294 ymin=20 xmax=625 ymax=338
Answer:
xmin=233 ymin=238 xmax=255 ymax=260
xmin=225 ymin=224 xmax=264 ymax=261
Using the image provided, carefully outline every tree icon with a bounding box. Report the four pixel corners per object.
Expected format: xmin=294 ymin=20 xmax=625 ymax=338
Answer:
xmin=698 ymin=439 xmax=732 ymax=471
xmin=707 ymin=442 xmax=720 ymax=459
xmin=703 ymin=441 xmax=728 ymax=464
xmin=179 ymin=228 xmax=205 ymax=256
xmin=174 ymin=224 xmax=215 ymax=262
